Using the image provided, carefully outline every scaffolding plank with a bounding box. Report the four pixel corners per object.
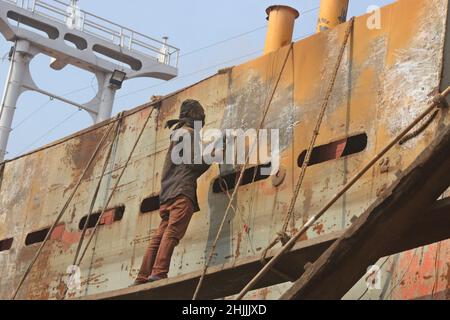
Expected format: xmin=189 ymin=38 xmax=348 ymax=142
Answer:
xmin=281 ymin=124 xmax=450 ymax=300
xmin=388 ymin=197 xmax=450 ymax=256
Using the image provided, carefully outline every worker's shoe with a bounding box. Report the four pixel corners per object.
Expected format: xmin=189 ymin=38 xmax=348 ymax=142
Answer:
xmin=130 ymin=279 xmax=149 ymax=287
xmin=148 ymin=275 xmax=165 ymax=283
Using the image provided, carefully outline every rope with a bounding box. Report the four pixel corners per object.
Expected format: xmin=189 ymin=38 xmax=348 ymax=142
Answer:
xmin=261 ymin=18 xmax=355 ymax=264
xmin=218 ymin=176 xmax=256 ymax=254
xmin=192 ymin=44 xmax=294 ymax=300
xmin=400 ymin=94 xmax=449 ymax=145
xmin=399 ymin=110 xmax=439 ymax=145
xmin=11 ymin=121 xmax=117 ymax=300
xmin=218 ymin=178 xmax=239 ymax=224
xmin=60 ymin=114 xmax=123 ymax=300
xmin=75 ymin=106 xmax=156 ymax=273
xmin=235 ymin=85 xmax=450 ymax=300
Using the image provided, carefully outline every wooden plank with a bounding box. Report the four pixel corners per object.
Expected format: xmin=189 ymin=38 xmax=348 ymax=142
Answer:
xmin=82 ymin=231 xmax=342 ymax=300
xmin=280 ymin=124 xmax=450 ymax=300
xmin=389 ymin=197 xmax=450 ymax=255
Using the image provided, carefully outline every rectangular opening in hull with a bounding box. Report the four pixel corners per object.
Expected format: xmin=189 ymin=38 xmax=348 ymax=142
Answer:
xmin=298 ymin=133 xmax=368 ymax=167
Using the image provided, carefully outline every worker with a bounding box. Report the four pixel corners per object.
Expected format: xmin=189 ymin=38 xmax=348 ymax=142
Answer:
xmin=133 ymin=99 xmax=212 ymax=285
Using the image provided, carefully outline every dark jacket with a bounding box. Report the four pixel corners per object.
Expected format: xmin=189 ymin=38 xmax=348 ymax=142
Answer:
xmin=160 ymin=125 xmax=210 ymax=212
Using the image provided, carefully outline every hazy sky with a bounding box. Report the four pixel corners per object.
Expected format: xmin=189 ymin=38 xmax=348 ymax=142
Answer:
xmin=0 ymin=0 xmax=394 ymax=160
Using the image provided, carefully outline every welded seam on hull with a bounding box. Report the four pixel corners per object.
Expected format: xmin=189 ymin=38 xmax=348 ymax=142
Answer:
xmin=0 ymin=162 xmax=4 ymax=193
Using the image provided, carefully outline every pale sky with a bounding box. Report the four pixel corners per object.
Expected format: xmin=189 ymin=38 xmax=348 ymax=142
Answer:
xmin=0 ymin=0 xmax=394 ymax=160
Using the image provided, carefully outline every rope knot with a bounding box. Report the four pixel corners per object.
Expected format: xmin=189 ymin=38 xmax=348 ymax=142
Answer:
xmin=433 ymin=93 xmax=449 ymax=109
xmin=276 ymin=231 xmax=291 ymax=246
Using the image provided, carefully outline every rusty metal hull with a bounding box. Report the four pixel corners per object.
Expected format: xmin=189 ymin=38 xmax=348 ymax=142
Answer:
xmin=1 ymin=0 xmax=450 ymax=300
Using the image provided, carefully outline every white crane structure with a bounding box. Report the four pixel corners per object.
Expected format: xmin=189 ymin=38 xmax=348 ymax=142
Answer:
xmin=0 ymin=0 xmax=180 ymax=161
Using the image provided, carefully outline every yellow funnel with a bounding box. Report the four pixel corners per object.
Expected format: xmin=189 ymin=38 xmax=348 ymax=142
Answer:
xmin=264 ymin=5 xmax=300 ymax=55
xmin=317 ymin=0 xmax=349 ymax=33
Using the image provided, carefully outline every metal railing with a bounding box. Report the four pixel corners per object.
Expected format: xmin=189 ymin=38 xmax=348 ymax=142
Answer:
xmin=3 ymin=0 xmax=180 ymax=67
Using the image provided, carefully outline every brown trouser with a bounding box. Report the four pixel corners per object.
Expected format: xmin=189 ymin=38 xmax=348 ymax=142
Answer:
xmin=136 ymin=196 xmax=194 ymax=281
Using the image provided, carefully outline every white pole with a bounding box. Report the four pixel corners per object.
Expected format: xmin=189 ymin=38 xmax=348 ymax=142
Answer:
xmin=96 ymin=73 xmax=116 ymax=123
xmin=0 ymin=40 xmax=30 ymax=162
xmin=0 ymin=48 xmax=15 ymax=122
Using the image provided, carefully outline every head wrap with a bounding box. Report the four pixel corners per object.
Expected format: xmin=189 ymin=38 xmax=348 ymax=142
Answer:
xmin=165 ymin=99 xmax=206 ymax=130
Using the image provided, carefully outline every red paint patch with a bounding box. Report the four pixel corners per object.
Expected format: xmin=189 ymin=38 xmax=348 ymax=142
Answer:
xmin=313 ymin=223 xmax=325 ymax=235
xmin=61 ymin=230 xmax=82 ymax=247
xmin=50 ymin=225 xmax=65 ymax=240
xmin=100 ymin=210 xmax=115 ymax=226
xmin=49 ymin=224 xmax=82 ymax=250
xmin=391 ymin=241 xmax=450 ymax=300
